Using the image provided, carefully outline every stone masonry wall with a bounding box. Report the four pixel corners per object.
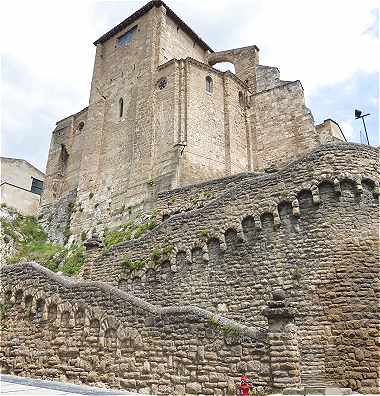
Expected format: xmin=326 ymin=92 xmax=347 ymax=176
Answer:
xmin=255 ymin=65 xmax=286 ymax=93
xmin=41 ymin=108 xmax=87 ymax=207
xmin=249 ymin=81 xmax=319 ymax=171
xmin=0 ymin=262 xmax=269 ymax=395
xmin=156 ymin=171 xmax=263 ymax=221
xmin=87 ymin=143 xmax=379 ymax=393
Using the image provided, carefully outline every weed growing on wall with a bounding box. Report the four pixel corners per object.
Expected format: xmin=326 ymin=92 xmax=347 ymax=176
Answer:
xmin=102 ymin=210 xmax=158 ymax=250
xmin=121 ymin=257 xmax=146 ymax=271
xmin=207 ymin=315 xmax=241 ymax=337
xmin=150 ymin=243 xmax=174 ymax=265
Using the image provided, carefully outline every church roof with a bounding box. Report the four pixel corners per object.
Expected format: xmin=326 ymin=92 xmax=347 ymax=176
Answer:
xmin=93 ymin=0 xmax=214 ymax=52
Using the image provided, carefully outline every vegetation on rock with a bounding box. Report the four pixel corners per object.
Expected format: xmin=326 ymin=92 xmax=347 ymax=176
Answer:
xmin=1 ymin=206 xmax=85 ymax=276
xmin=121 ymin=257 xmax=146 ymax=271
xmin=102 ymin=210 xmax=158 ymax=250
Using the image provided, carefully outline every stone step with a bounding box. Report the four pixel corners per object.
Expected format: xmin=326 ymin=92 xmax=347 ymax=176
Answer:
xmin=283 ymin=386 xmax=352 ymax=395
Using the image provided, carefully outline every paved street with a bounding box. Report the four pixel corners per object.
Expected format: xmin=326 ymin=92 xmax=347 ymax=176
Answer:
xmin=0 ymin=375 xmax=141 ymax=396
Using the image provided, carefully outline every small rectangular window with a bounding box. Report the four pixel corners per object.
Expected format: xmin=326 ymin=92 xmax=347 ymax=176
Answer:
xmin=31 ymin=177 xmax=43 ymax=195
xmin=117 ymin=26 xmax=137 ymax=47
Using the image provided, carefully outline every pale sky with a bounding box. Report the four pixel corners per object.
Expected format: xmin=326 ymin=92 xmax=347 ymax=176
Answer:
xmin=1 ymin=0 xmax=379 ymax=172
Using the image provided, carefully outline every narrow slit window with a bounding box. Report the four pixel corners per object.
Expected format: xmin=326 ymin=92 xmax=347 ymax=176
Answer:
xmin=239 ymin=91 xmax=245 ymax=107
xmin=58 ymin=144 xmax=69 ymax=176
xmin=119 ymin=98 xmax=124 ymax=118
xmin=206 ymin=76 xmax=213 ymax=93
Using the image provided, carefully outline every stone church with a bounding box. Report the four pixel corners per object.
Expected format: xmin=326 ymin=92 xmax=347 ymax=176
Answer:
xmin=40 ymin=0 xmax=345 ymax=242
xmin=2 ymin=2 xmax=379 ymax=395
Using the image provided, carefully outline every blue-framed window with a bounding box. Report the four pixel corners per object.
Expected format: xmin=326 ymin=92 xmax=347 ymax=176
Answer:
xmin=117 ymin=26 xmax=137 ymax=47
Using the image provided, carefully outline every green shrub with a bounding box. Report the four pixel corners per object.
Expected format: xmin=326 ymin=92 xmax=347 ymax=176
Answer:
xmin=162 ymin=244 xmax=174 ymax=257
xmin=122 ymin=257 xmax=145 ymax=271
xmin=151 ymin=247 xmax=161 ymax=263
xmin=103 ymin=229 xmax=131 ymax=249
xmin=169 ymin=197 xmax=176 ymax=205
xmin=61 ymin=244 xmax=85 ymax=275
xmin=198 ymin=229 xmax=209 ymax=238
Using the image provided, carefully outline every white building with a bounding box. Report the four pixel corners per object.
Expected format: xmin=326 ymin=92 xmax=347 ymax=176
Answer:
xmin=0 ymin=157 xmax=45 ymax=216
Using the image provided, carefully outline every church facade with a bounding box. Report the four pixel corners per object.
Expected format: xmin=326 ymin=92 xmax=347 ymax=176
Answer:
xmin=40 ymin=0 xmax=345 ymax=242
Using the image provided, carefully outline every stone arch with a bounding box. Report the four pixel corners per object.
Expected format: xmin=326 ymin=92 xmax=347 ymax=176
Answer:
xmin=35 ymin=298 xmax=45 ymax=321
xmin=23 ymin=292 xmax=33 ymax=312
xmin=89 ymin=318 xmax=100 ymax=338
xmin=361 ymin=177 xmax=378 ymax=196
xmin=42 ymin=295 xmax=60 ymax=321
xmin=260 ymin=212 xmax=275 ymax=231
xmin=212 ymin=61 xmax=236 ymax=74
xmin=32 ymin=290 xmax=46 ymax=312
xmin=47 ymin=303 xmax=57 ymax=322
xmin=297 ymin=188 xmax=314 ymax=210
xmin=73 ymin=303 xmax=86 ymax=327
xmin=57 ymin=302 xmax=73 ymax=326
xmin=103 ymin=328 xmax=118 ymax=348
xmin=208 ymin=51 xmax=236 ymax=70
xmin=317 ymin=180 xmax=336 ymax=200
xmin=100 ymin=315 xmax=120 ymax=335
xmin=85 ymin=307 xmax=103 ymax=331
xmin=206 ymin=237 xmax=222 ymax=260
xmin=206 ymin=46 xmax=259 ymax=87
xmin=241 ymin=215 xmax=255 ymax=236
xmin=224 ymin=227 xmax=239 ymax=249
xmin=14 ymin=289 xmax=24 ymax=304
xmin=277 ymin=201 xmax=293 ymax=220
xmin=75 ymin=308 xmax=85 ymax=326
xmin=339 ymin=177 xmax=357 ymax=196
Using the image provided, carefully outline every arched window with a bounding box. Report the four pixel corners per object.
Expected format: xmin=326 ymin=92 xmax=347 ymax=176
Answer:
xmin=205 ymin=76 xmax=213 ymax=93
xmin=77 ymin=121 xmax=84 ymax=132
xmin=238 ymin=91 xmax=245 ymax=107
xmin=119 ymin=98 xmax=124 ymax=118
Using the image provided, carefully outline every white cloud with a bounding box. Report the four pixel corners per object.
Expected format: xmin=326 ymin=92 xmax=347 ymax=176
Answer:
xmin=235 ymin=0 xmax=379 ymax=95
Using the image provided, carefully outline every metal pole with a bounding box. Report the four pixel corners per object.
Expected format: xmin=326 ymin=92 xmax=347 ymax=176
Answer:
xmin=361 ymin=117 xmax=370 ymax=145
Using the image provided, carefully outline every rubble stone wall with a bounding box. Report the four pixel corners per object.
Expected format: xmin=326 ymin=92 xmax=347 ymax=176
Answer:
xmin=0 ymin=263 xmax=269 ymax=395
xmin=88 ymin=143 xmax=379 ymax=394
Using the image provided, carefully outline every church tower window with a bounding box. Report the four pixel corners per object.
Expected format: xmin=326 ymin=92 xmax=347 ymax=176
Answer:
xmin=205 ymin=76 xmax=213 ymax=93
